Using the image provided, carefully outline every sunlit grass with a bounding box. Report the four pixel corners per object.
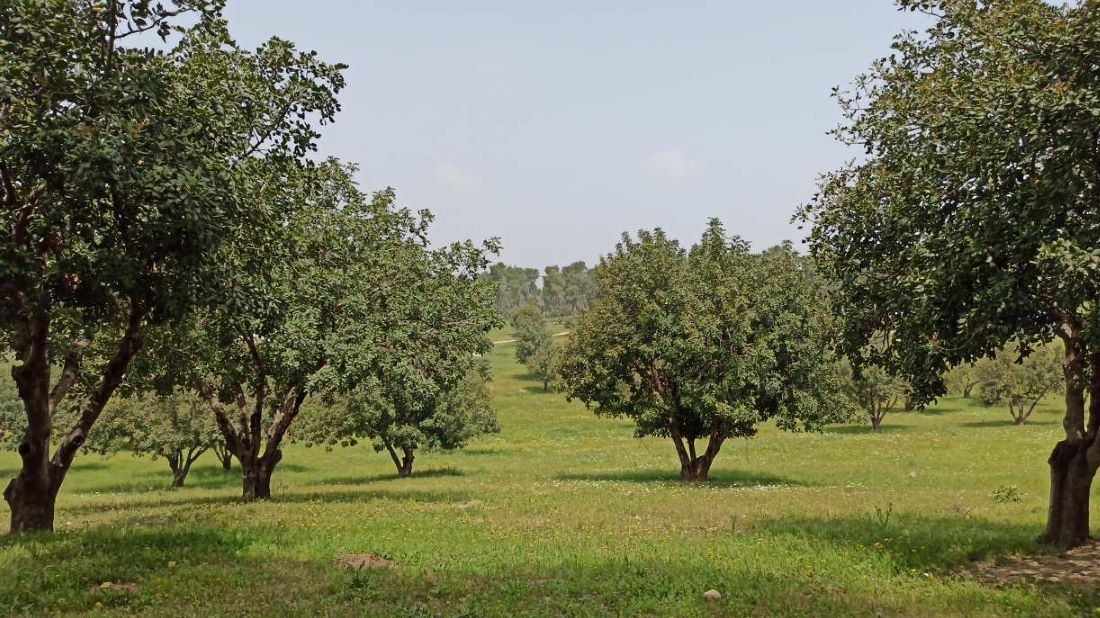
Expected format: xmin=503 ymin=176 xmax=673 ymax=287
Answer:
xmin=0 ymin=341 xmax=1095 ymax=616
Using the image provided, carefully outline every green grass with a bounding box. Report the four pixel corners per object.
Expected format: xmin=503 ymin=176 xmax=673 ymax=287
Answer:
xmin=0 ymin=343 xmax=1097 ymax=616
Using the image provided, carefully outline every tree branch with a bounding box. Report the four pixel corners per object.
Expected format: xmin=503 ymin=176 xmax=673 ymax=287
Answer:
xmin=48 ymin=337 xmax=93 ymax=415
xmin=50 ymin=300 xmax=146 ymax=484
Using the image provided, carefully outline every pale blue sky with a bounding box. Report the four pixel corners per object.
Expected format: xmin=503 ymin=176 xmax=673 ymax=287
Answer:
xmin=224 ymin=1 xmax=926 ymax=266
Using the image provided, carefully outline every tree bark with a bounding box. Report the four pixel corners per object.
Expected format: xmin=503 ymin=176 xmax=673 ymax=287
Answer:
xmin=5 ymin=302 xmax=143 ymax=534
xmin=1041 ymin=329 xmax=1099 ymax=548
xmin=205 ymin=381 xmax=304 ymax=501
xmin=386 ymin=443 xmax=415 ymax=477
xmin=680 ymin=455 xmax=714 ymax=482
xmin=241 ymin=451 xmax=279 ymax=500
xmin=674 ymin=430 xmax=726 ymax=483
xmin=216 ymin=445 xmax=233 ymax=472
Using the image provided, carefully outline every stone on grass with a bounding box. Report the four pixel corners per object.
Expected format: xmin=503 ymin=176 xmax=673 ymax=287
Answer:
xmin=703 ymin=589 xmax=722 ymax=601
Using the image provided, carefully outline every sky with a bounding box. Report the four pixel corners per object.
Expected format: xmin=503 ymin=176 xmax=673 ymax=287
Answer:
xmin=223 ymin=1 xmax=928 ymax=267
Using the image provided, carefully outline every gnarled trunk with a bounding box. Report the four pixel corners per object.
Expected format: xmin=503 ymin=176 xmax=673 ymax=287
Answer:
xmin=213 ymin=440 xmax=234 ymax=472
xmin=241 ymin=450 xmax=280 ymax=500
xmin=5 ymin=304 xmax=143 ymax=534
xmin=679 ymin=454 xmax=715 ymax=483
xmin=671 ymin=426 xmax=727 ymax=484
xmin=1042 ymin=329 xmax=1100 ymax=548
xmin=4 ymin=472 xmax=57 ymax=534
xmin=1042 ymin=440 xmax=1094 ymax=547
xmin=168 ymin=447 xmax=205 ymax=488
xmin=386 ymin=443 xmax=415 ymax=477
xmin=204 ymin=380 xmax=305 ymax=501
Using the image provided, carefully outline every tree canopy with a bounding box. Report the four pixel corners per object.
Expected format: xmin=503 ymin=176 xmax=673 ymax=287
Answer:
xmin=798 ymin=0 xmax=1100 ymax=547
xmin=560 ymin=221 xmax=847 ymax=482
xmin=0 ymin=0 xmax=345 ymax=532
xmin=977 ymin=343 xmax=1064 ymax=425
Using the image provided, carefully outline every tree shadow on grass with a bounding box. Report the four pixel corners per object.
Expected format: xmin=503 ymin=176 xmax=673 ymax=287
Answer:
xmin=59 ymin=485 xmax=473 ymax=518
xmin=458 ymin=447 xmax=505 ymax=456
xmin=320 ymin=467 xmax=466 ymax=485
xmin=0 ymin=517 xmax=1093 ymax=616
xmin=79 ymin=462 xmax=312 ymax=495
xmin=825 ymin=424 xmax=908 ymax=435
xmin=758 ymin=512 xmax=1048 ymax=573
xmin=911 ymin=404 xmax=963 ymax=416
xmin=0 ymin=460 xmax=112 ymax=479
xmin=961 ymin=419 xmax=1058 ymax=428
xmin=556 ymin=467 xmax=809 ymax=488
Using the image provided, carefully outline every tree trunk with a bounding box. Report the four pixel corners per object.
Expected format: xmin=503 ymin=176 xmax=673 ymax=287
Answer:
xmin=673 ymin=430 xmax=726 ymax=483
xmin=1042 ymin=440 xmax=1094 ymax=547
xmin=1041 ymin=330 xmax=1099 ymax=548
xmin=4 ymin=474 xmax=56 ymax=534
xmin=680 ymin=456 xmax=714 ymax=483
xmin=242 ymin=455 xmax=276 ymax=500
xmin=386 ymin=443 xmax=415 ymax=477
xmin=963 ymin=384 xmax=974 ymax=398
xmin=214 ymin=441 xmax=234 ymax=471
xmin=399 ymin=447 xmax=415 ymax=477
xmin=5 ymin=303 xmax=143 ymax=534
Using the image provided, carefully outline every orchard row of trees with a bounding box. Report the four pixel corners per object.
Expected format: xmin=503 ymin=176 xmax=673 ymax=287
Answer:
xmin=485 ymin=261 xmax=598 ymax=318
xmin=0 ymin=1 xmax=499 ymax=531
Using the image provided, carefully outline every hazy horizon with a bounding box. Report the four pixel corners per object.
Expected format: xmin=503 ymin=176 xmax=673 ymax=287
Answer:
xmin=224 ymin=1 xmax=927 ymax=267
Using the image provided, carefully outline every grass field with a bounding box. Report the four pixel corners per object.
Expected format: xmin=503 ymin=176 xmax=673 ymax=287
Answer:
xmin=0 ymin=334 xmax=1097 ymax=617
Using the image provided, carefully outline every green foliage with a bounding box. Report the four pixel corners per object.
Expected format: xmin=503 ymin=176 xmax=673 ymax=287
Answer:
xmin=0 ymin=0 xmax=348 ymax=525
xmin=511 ymin=303 xmax=561 ymax=388
xmin=977 ymin=344 xmax=1064 ymax=424
xmin=511 ymin=304 xmax=549 ymax=365
xmin=297 ymin=359 xmax=500 ymax=477
xmin=944 ymin=363 xmax=984 ymax=399
xmin=843 ymin=361 xmax=909 ymax=431
xmin=797 ymin=0 xmax=1100 ymax=544
xmin=993 ymin=485 xmax=1025 ymax=504
xmin=90 ymin=392 xmax=222 ymax=486
xmin=485 ymin=264 xmax=540 ymax=318
xmin=526 ymin=339 xmax=562 ymax=392
xmin=797 ymin=0 xmax=1100 ymax=398
xmin=540 ymin=262 xmax=598 ymax=317
xmin=560 ymin=220 xmax=847 ymax=480
xmin=143 ymin=160 xmax=500 ymax=493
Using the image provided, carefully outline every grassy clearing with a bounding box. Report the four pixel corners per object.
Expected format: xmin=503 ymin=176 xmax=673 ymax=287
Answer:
xmin=0 ymin=342 xmax=1097 ymax=616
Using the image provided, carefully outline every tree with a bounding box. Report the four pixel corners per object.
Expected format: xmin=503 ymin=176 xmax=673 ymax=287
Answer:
xmin=145 ymin=162 xmax=500 ymax=499
xmin=945 ymin=363 xmax=984 ymax=399
xmin=559 ymin=221 xmax=847 ymax=482
xmin=485 ymin=263 xmax=540 ymax=317
xmin=526 ymin=339 xmax=561 ymax=391
xmin=304 ymin=360 xmax=500 ymax=477
xmin=798 ymin=1 xmax=1100 ymax=547
xmin=511 ymin=303 xmax=559 ymax=388
xmin=843 ymin=362 xmax=908 ymax=431
xmin=91 ymin=392 xmax=223 ymax=487
xmin=977 ymin=344 xmax=1064 ymax=425
xmin=512 ymin=304 xmax=551 ymax=365
xmin=541 ymin=262 xmax=598 ymax=317
xmin=211 ymin=438 xmax=235 ymax=472
xmin=0 ymin=1 xmax=344 ymax=532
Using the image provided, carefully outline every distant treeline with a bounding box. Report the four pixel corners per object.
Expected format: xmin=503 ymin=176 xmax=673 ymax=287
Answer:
xmin=484 ymin=262 xmax=598 ymax=318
